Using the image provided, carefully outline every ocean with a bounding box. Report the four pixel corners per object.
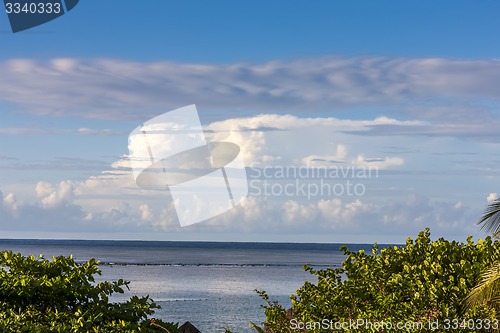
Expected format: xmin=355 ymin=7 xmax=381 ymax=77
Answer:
xmin=0 ymin=239 xmax=376 ymax=332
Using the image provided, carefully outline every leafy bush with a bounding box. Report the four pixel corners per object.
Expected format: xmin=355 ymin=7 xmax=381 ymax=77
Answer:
xmin=0 ymin=250 xmax=180 ymax=332
xmin=256 ymin=229 xmax=500 ymax=332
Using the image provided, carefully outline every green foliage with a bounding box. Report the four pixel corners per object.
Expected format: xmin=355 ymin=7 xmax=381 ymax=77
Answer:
xmin=466 ymin=262 xmax=500 ymax=315
xmin=252 ymin=290 xmax=291 ymax=333
xmin=467 ymin=197 xmax=500 ymax=315
xmin=255 ymin=229 xmax=500 ymax=332
xmin=0 ymin=250 xmax=180 ymax=333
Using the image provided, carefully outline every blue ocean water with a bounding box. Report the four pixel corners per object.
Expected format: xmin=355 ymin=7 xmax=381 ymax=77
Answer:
xmin=0 ymin=240 xmax=376 ymax=332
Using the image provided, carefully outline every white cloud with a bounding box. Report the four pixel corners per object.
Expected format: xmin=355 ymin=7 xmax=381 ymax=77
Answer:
xmin=0 ymin=111 xmax=491 ymax=241
xmin=35 ymin=181 xmax=75 ymax=209
xmin=3 ymin=192 xmax=21 ymax=215
xmin=205 ymin=194 xmax=475 ymax=240
xmin=282 ymin=200 xmax=319 ymax=225
xmin=487 ymin=193 xmax=498 ymax=203
xmin=0 ymin=172 xmax=482 ymax=241
xmin=205 ymin=114 xmax=413 ymax=168
xmin=139 ymin=204 xmax=153 ymax=222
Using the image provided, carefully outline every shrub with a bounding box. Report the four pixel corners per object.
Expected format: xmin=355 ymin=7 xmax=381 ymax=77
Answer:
xmin=0 ymin=250 xmax=179 ymax=332
xmin=256 ymin=229 xmax=500 ymax=332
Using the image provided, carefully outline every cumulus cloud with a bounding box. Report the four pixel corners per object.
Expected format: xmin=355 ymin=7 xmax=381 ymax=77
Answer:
xmin=139 ymin=204 xmax=153 ymax=222
xmin=0 ymin=177 xmax=166 ymax=235
xmin=0 ymin=171 xmax=482 ymax=242
xmin=1 ymin=56 xmax=500 ymax=122
xmin=0 ymin=185 xmax=87 ymax=233
xmin=0 ymin=110 xmax=490 ymax=241
xmin=2 ymin=192 xmax=21 ymax=216
xmin=487 ymin=193 xmax=498 ymax=203
xmin=35 ymin=181 xmax=75 ymax=209
xmin=189 ymin=194 xmax=477 ymax=241
xmin=205 ymin=114 xmax=414 ymax=167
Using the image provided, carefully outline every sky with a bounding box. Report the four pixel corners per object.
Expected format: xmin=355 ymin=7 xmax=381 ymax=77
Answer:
xmin=0 ymin=0 xmax=500 ymax=243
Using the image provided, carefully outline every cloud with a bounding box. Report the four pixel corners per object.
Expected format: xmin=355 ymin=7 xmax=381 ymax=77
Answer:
xmin=192 ymin=194 xmax=477 ymax=241
xmin=139 ymin=204 xmax=153 ymax=221
xmin=35 ymin=181 xmax=75 ymax=209
xmin=0 ymin=177 xmax=169 ymax=235
xmin=0 ymin=128 xmax=51 ymax=135
xmin=2 ymin=191 xmax=21 ymax=216
xmin=487 ymin=193 xmax=498 ymax=203
xmin=0 ymin=186 xmax=88 ymax=232
xmin=0 ymin=169 xmax=482 ymax=242
xmin=353 ymin=155 xmax=404 ymax=169
xmin=205 ymin=114 xmax=415 ymax=167
xmin=0 ymin=157 xmax=110 ymax=172
xmin=345 ymin=123 xmax=500 ymax=143
xmin=302 ymin=144 xmax=404 ymax=170
xmin=302 ymin=144 xmax=347 ymax=165
xmin=0 ymin=111 xmax=492 ymax=241
xmin=1 ymin=56 xmax=500 ymax=121
xmin=0 ymin=127 xmax=124 ymax=136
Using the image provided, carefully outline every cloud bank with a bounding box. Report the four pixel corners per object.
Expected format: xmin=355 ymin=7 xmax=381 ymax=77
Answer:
xmin=1 ymin=55 xmax=498 ymax=241
xmin=1 ymin=56 xmax=500 ymax=122
xmin=0 ymin=112 xmax=492 ymax=242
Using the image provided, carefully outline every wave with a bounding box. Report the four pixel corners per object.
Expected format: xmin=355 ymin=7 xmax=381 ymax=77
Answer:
xmin=156 ymin=298 xmax=209 ymax=302
xmin=96 ymin=262 xmax=338 ymax=268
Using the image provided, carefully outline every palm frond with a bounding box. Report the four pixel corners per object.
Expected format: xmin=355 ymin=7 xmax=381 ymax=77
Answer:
xmin=465 ymin=262 xmax=500 ymax=310
xmin=478 ymin=199 xmax=500 ymax=236
xmin=250 ymin=322 xmax=266 ymax=333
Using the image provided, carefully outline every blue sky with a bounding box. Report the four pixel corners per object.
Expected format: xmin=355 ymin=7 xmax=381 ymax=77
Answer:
xmin=2 ymin=1 xmax=500 ymax=62
xmin=0 ymin=1 xmax=499 ymax=243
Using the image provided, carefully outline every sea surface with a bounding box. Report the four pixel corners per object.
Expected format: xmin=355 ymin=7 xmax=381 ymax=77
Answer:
xmin=0 ymin=239 xmax=377 ymax=332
